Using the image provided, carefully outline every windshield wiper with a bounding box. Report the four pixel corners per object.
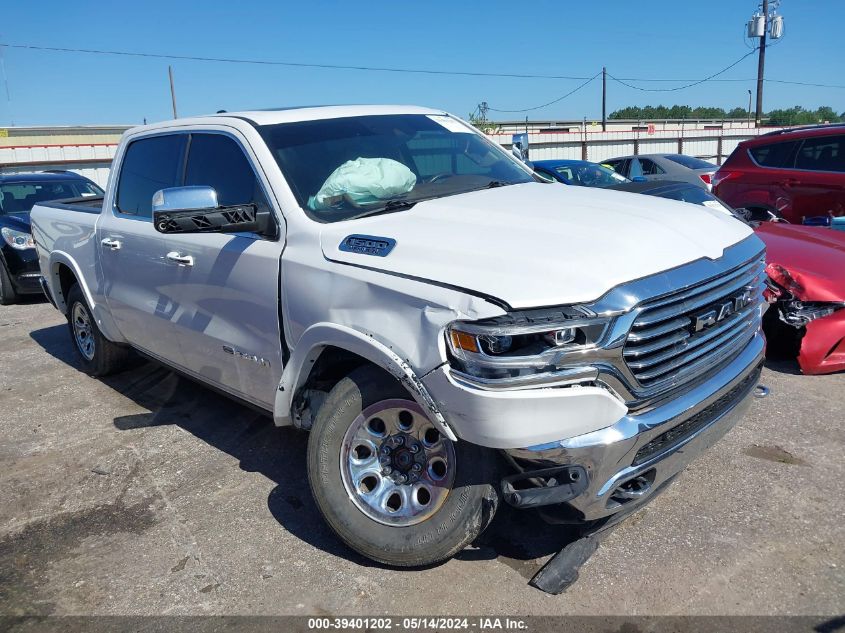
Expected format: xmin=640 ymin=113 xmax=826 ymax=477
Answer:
xmin=344 ymin=198 xmax=418 ymax=221
xmin=485 ymin=180 xmax=513 ymax=188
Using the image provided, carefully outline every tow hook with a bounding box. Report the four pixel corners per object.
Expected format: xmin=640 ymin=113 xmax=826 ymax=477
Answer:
xmin=754 ymin=384 xmax=770 ymax=399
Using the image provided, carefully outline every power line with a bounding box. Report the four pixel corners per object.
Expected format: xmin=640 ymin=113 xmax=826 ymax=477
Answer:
xmin=4 ymin=42 xmax=845 ymax=93
xmin=766 ymin=78 xmax=845 ymax=89
xmin=607 ymin=49 xmax=760 ymax=92
xmin=0 ymin=43 xmax=596 ymax=81
xmin=487 ymin=72 xmax=601 ymax=113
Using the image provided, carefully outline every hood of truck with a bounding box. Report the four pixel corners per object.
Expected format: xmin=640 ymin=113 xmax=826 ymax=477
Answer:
xmin=320 ymin=182 xmax=754 ymax=309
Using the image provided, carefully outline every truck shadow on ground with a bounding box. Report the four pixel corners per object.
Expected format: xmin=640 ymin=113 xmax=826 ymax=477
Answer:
xmin=30 ymin=323 xmax=580 ymax=577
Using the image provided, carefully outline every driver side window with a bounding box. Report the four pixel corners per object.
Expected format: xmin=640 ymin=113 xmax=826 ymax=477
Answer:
xmin=184 ymin=133 xmax=270 ymax=209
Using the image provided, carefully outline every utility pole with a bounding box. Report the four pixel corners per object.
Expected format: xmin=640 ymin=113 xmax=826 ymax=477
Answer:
xmin=168 ymin=65 xmax=178 ymax=119
xmin=754 ymin=0 xmax=768 ymax=127
xmin=601 ymin=66 xmax=607 ymax=132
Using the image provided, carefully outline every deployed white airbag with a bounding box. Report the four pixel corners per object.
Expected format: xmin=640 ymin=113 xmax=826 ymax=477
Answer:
xmin=308 ymin=157 xmax=417 ymax=210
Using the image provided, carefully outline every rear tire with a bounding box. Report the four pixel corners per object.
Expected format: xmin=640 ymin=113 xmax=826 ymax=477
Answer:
xmin=66 ymin=283 xmax=129 ymax=376
xmin=0 ymin=263 xmax=18 ymax=306
xmin=307 ymin=365 xmax=499 ymax=567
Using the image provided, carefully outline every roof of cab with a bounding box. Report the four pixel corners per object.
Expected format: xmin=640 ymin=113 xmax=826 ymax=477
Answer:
xmin=0 ymin=171 xmax=93 ymax=184
xmin=127 ymin=105 xmax=448 ymax=136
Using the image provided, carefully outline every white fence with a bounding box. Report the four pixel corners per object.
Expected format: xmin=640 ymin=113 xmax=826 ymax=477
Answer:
xmin=489 ymin=125 xmax=783 ymax=165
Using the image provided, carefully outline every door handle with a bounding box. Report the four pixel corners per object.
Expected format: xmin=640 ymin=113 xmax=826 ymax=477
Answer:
xmin=100 ymin=238 xmax=122 ymax=250
xmin=782 ymin=179 xmax=800 ymax=188
xmin=166 ymin=251 xmax=194 ymax=267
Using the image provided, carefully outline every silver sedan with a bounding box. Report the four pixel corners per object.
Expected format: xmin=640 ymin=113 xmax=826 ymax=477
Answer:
xmin=602 ymin=153 xmax=717 ymax=190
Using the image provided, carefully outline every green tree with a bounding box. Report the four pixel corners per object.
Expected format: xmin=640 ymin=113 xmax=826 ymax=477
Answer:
xmin=609 ymin=105 xmax=843 ymax=124
xmin=466 ymin=112 xmax=499 ymax=134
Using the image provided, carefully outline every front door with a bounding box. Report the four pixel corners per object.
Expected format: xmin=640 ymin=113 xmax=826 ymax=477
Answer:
xmin=162 ymin=131 xmax=285 ymax=408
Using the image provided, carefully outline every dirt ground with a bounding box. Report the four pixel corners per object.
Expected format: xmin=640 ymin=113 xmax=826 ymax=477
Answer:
xmin=1 ymin=299 xmax=842 ymax=616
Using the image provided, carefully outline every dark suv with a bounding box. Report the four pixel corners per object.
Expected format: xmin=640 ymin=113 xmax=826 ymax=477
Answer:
xmin=713 ymin=124 xmax=845 ymax=223
xmin=1 ymin=171 xmax=103 ymax=304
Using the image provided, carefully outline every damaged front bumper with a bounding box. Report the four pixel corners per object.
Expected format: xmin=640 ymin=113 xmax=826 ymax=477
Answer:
xmin=503 ymin=332 xmax=765 ymax=521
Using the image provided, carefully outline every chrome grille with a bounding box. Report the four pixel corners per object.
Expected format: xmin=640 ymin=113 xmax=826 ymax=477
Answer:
xmin=623 ymin=257 xmax=765 ymax=390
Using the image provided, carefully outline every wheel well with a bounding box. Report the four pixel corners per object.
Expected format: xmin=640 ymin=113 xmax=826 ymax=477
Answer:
xmin=292 ymin=346 xmax=404 ymax=428
xmin=302 ymin=346 xmax=378 ymax=392
xmin=56 ymin=263 xmax=78 ymax=308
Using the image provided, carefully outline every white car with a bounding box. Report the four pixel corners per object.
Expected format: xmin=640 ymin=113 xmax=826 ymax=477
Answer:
xmin=31 ymin=105 xmax=766 ymax=569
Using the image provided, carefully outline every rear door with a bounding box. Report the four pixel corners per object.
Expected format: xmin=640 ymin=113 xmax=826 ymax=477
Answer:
xmin=97 ymin=133 xmax=188 ymax=365
xmin=789 ymin=134 xmax=845 ymax=221
xmin=163 ymin=131 xmax=285 ymax=408
xmin=743 ymin=140 xmax=800 ymax=218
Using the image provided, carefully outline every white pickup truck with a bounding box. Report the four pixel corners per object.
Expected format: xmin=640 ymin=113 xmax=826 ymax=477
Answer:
xmin=31 ymin=105 xmax=766 ymax=568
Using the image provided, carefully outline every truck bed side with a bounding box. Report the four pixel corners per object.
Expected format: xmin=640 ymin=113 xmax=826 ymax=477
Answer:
xmin=30 ymin=196 xmax=106 ymax=320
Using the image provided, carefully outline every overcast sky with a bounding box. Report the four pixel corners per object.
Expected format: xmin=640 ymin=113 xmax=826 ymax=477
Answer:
xmin=1 ymin=0 xmax=842 ymax=126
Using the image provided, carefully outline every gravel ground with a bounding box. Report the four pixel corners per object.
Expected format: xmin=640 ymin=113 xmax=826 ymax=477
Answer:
xmin=0 ymin=298 xmax=843 ymax=616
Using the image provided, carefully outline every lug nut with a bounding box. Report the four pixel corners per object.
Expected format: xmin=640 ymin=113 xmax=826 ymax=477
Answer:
xmin=381 ymin=466 xmax=393 ymax=475
xmin=409 ymin=444 xmax=420 ymax=454
xmin=394 ymin=473 xmax=407 ymax=484
xmin=412 ymin=463 xmax=422 ymax=472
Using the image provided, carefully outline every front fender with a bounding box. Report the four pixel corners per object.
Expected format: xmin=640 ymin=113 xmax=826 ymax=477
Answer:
xmin=273 ymin=322 xmax=457 ymax=441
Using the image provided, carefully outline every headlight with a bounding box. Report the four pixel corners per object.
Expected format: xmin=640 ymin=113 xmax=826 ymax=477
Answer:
xmin=1 ymin=227 xmax=35 ymax=250
xmin=446 ymin=309 xmax=611 ymax=381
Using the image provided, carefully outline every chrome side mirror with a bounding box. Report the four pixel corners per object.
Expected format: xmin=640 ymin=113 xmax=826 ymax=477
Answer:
xmin=151 ymin=186 xmax=274 ymax=237
xmin=152 ymin=186 xmax=219 ymax=213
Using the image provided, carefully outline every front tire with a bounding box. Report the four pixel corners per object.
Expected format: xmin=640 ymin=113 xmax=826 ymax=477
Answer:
xmin=66 ymin=283 xmax=129 ymax=376
xmin=307 ymin=365 xmax=499 ymax=567
xmin=0 ymin=263 xmax=18 ymax=306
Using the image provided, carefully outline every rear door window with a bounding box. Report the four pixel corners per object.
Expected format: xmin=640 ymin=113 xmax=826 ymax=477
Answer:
xmin=794 ymin=135 xmax=845 ymax=172
xmin=116 ymin=134 xmax=187 ymax=217
xmin=748 ymin=141 xmax=798 ymax=168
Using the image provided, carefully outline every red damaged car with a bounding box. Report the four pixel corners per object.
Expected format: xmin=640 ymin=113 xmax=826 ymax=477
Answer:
xmin=756 ymin=223 xmax=845 ymax=374
xmin=602 ymin=178 xmax=845 ymax=375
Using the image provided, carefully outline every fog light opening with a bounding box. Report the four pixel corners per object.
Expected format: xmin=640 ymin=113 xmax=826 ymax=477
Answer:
xmin=609 ymin=469 xmax=656 ymax=506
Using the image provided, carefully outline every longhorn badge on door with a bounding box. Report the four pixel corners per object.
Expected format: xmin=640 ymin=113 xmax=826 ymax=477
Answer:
xmin=222 ymin=345 xmax=271 ymax=368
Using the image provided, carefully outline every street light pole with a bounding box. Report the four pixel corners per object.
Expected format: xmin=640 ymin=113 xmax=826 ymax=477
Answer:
xmin=747 ymin=89 xmax=752 ymax=126
xmin=168 ymin=65 xmax=178 ymax=119
xmin=602 ymin=66 xmax=607 ymax=132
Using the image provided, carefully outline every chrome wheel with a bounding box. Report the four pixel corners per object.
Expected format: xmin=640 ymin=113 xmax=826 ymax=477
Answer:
xmin=71 ymin=302 xmax=95 ymax=361
xmin=340 ymin=399 xmax=456 ymax=526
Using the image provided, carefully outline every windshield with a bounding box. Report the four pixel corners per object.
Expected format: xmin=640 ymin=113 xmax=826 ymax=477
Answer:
xmin=0 ymin=180 xmax=103 ymax=215
xmin=553 ymin=162 xmax=628 ymax=188
xmin=259 ymin=114 xmax=535 ymax=222
xmin=664 ymin=154 xmax=715 ymax=170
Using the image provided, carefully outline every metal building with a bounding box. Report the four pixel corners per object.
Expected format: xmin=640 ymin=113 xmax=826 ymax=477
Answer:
xmin=0 ymin=125 xmax=128 ymax=188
